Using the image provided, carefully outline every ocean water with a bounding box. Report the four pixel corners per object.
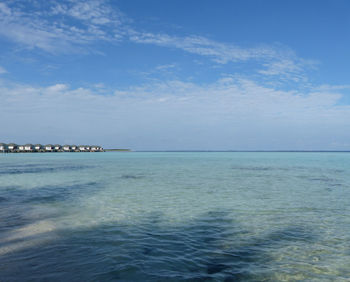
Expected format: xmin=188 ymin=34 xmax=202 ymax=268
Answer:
xmin=0 ymin=152 xmax=350 ymax=281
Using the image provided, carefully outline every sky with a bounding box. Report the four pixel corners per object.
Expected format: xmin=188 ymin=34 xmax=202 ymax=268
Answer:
xmin=1 ymin=0 xmax=350 ymax=150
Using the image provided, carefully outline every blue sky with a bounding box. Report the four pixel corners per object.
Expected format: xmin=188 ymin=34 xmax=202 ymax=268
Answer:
xmin=1 ymin=0 xmax=350 ymax=150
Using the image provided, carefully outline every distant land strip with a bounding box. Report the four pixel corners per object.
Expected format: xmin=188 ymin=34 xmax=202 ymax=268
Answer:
xmin=104 ymin=149 xmax=131 ymax=152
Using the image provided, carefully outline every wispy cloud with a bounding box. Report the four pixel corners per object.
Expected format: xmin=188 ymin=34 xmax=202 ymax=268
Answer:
xmin=155 ymin=64 xmax=177 ymax=71
xmin=129 ymin=32 xmax=275 ymax=63
xmin=0 ymin=66 xmax=7 ymax=74
xmin=258 ymin=59 xmax=305 ymax=82
xmin=128 ymin=32 xmax=314 ymax=82
xmin=0 ymin=0 xmax=125 ymax=53
xmin=51 ymin=0 xmax=121 ymax=25
xmin=258 ymin=58 xmax=318 ymax=82
xmin=312 ymin=84 xmax=350 ymax=92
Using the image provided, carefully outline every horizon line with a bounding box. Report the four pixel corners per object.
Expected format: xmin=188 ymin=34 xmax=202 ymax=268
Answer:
xmin=127 ymin=150 xmax=350 ymax=153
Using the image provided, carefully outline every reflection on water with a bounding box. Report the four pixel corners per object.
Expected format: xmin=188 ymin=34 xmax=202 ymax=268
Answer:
xmin=0 ymin=152 xmax=350 ymax=280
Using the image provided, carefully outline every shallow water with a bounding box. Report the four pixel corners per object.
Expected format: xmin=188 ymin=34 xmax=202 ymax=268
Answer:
xmin=0 ymin=152 xmax=350 ymax=281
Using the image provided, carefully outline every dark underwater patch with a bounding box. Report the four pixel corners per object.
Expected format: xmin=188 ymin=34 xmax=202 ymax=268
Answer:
xmin=231 ymin=166 xmax=292 ymax=172
xmin=22 ymin=194 xmax=65 ymax=204
xmin=120 ymin=175 xmax=144 ymax=179
xmin=0 ymin=196 xmax=7 ymax=202
xmin=207 ymin=263 xmax=228 ymax=274
xmin=0 ymin=164 xmax=93 ymax=175
xmin=329 ymin=183 xmax=342 ymax=187
xmin=0 ymin=209 xmax=31 ymax=230
xmin=309 ymin=177 xmax=335 ymax=183
xmin=0 ymin=181 xmax=101 ymax=206
xmin=232 ymin=166 xmax=273 ymax=171
xmin=298 ymin=175 xmax=343 ymax=187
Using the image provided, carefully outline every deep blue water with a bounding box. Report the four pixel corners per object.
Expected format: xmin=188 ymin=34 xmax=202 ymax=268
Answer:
xmin=0 ymin=152 xmax=350 ymax=281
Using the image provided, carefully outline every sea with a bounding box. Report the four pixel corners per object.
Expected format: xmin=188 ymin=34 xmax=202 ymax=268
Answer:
xmin=0 ymin=152 xmax=350 ymax=281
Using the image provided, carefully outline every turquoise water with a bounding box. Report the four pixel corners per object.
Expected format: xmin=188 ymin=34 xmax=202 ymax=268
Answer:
xmin=0 ymin=152 xmax=350 ymax=281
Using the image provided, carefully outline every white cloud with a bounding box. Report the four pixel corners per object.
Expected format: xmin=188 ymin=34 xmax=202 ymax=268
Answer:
xmin=155 ymin=64 xmax=177 ymax=70
xmin=46 ymin=84 xmax=69 ymax=93
xmin=0 ymin=66 xmax=7 ymax=74
xmin=1 ymin=78 xmax=349 ymax=150
xmin=0 ymin=2 xmax=11 ymax=15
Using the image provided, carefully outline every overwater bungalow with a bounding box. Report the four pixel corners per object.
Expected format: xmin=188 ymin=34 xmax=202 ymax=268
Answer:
xmin=0 ymin=143 xmax=8 ymax=151
xmin=71 ymin=145 xmax=77 ymax=151
xmin=91 ymin=145 xmax=100 ymax=152
xmin=18 ymin=145 xmax=25 ymax=151
xmin=78 ymin=145 xmax=86 ymax=151
xmin=45 ymin=144 xmax=53 ymax=151
xmin=24 ymin=144 xmax=34 ymax=151
xmin=63 ymin=145 xmax=71 ymax=151
xmin=34 ymin=144 xmax=43 ymax=151
xmin=7 ymin=143 xmax=17 ymax=151
xmin=54 ymin=144 xmax=61 ymax=151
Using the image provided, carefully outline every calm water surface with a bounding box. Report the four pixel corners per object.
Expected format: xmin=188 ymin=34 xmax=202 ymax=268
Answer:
xmin=0 ymin=152 xmax=350 ymax=281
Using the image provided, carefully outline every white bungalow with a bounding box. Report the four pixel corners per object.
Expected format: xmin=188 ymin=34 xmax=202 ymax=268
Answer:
xmin=34 ymin=144 xmax=43 ymax=151
xmin=78 ymin=145 xmax=86 ymax=151
xmin=63 ymin=145 xmax=71 ymax=151
xmin=85 ymin=146 xmax=91 ymax=151
xmin=91 ymin=145 xmax=100 ymax=152
xmin=7 ymin=143 xmax=17 ymax=151
xmin=54 ymin=144 xmax=61 ymax=151
xmin=24 ymin=144 xmax=34 ymax=151
xmin=0 ymin=143 xmax=8 ymax=151
xmin=71 ymin=145 xmax=77 ymax=151
xmin=18 ymin=145 xmax=25 ymax=151
xmin=45 ymin=144 xmax=53 ymax=151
